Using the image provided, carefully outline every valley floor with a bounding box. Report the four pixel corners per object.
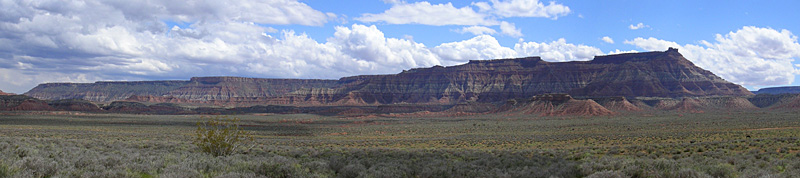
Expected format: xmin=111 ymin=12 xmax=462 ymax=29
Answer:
xmin=1 ymin=111 xmax=799 ymax=177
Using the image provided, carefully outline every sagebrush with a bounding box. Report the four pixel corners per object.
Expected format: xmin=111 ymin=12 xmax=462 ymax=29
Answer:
xmin=193 ymin=116 xmax=254 ymax=156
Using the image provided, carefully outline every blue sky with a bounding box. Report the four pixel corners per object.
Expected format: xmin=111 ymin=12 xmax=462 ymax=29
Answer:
xmin=1 ymin=0 xmax=800 ymax=93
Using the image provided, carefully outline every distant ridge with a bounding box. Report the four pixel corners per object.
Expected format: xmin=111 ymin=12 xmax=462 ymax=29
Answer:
xmin=752 ymin=86 xmax=800 ymax=95
xmin=0 ymin=90 xmax=13 ymax=96
xmin=25 ymin=48 xmax=752 ymax=106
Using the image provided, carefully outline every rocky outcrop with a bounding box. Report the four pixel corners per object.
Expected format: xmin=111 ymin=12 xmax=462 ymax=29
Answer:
xmin=596 ymin=97 xmax=642 ymax=112
xmin=24 ymin=49 xmax=751 ymax=106
xmin=0 ymin=95 xmax=55 ymax=111
xmin=0 ymin=90 xmax=14 ymax=96
xmin=504 ymin=94 xmax=614 ymax=116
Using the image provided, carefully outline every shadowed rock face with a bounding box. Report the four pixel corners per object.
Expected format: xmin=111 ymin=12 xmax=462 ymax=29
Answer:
xmin=0 ymin=95 xmax=54 ymax=111
xmin=48 ymin=99 xmax=102 ymax=112
xmin=24 ymin=49 xmax=752 ymax=106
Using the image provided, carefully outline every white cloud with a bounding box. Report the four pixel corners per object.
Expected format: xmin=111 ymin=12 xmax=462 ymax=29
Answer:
xmin=456 ymin=26 xmax=497 ymax=35
xmin=629 ymin=23 xmax=648 ymax=30
xmin=329 ymin=24 xmax=442 ymax=70
xmin=624 ymin=37 xmax=680 ymax=50
xmin=499 ymin=21 xmax=523 ymax=37
xmin=625 ymin=26 xmax=800 ymax=86
xmin=355 ymin=2 xmax=497 ymax=26
xmin=0 ymin=0 xmax=597 ymax=94
xmin=515 ymin=38 xmax=604 ymax=62
xmin=607 ymin=49 xmax=638 ymax=55
xmin=601 ymin=36 xmax=614 ymax=44
xmin=356 ymin=0 xmax=570 ymax=27
xmin=382 ymin=0 xmax=405 ymax=4
xmin=432 ymin=35 xmax=516 ymax=64
xmin=433 ymin=35 xmax=602 ymax=65
xmin=488 ymin=0 xmax=571 ymax=19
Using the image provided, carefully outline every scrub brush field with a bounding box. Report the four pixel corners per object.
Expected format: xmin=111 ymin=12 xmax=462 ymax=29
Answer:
xmin=0 ymin=111 xmax=799 ymax=177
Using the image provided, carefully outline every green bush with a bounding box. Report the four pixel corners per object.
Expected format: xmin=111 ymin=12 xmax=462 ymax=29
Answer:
xmin=193 ymin=116 xmax=254 ymax=157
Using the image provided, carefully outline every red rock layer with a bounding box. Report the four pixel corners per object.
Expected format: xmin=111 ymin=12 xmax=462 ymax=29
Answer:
xmin=514 ymin=94 xmax=614 ymax=116
xmin=599 ymin=97 xmax=642 ymax=112
xmin=0 ymin=90 xmax=14 ymax=96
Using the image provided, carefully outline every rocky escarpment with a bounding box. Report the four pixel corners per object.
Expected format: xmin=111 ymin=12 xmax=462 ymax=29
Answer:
xmin=752 ymin=86 xmax=800 ymax=95
xmin=166 ymin=77 xmax=338 ymax=101
xmin=24 ymin=48 xmax=752 ymax=106
xmin=25 ymin=81 xmax=189 ymax=102
xmin=319 ymin=48 xmax=750 ymax=104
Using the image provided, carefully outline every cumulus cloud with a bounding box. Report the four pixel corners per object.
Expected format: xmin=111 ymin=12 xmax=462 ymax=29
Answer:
xmin=355 ymin=2 xmax=497 ymax=26
xmin=356 ymin=0 xmax=569 ymax=33
xmin=629 ymin=23 xmax=648 ymax=30
xmin=456 ymin=26 xmax=497 ymax=35
xmin=329 ymin=24 xmax=442 ymax=70
xmin=0 ymin=0 xmax=598 ymax=94
xmin=433 ymin=35 xmax=604 ymax=64
xmin=0 ymin=0 xmax=435 ymax=93
xmin=487 ymin=0 xmax=571 ymax=19
xmin=625 ymin=26 xmax=800 ymax=86
xmin=499 ymin=21 xmax=522 ymax=37
xmin=601 ymin=36 xmax=614 ymax=44
xmin=432 ymin=35 xmax=516 ymax=64
xmin=607 ymin=49 xmax=638 ymax=55
xmin=515 ymin=38 xmax=604 ymax=62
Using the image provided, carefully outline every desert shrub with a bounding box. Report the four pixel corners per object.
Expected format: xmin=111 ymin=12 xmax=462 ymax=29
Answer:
xmin=363 ymin=162 xmax=409 ymax=178
xmin=193 ymin=116 xmax=254 ymax=157
xmin=254 ymin=155 xmax=316 ymax=178
xmin=336 ymin=163 xmax=366 ymax=178
xmin=0 ymin=162 xmax=15 ymax=178
xmin=17 ymin=156 xmax=57 ymax=178
xmin=668 ymin=168 xmax=712 ymax=178
xmin=586 ymin=170 xmax=629 ymax=178
xmin=698 ymin=163 xmax=737 ymax=178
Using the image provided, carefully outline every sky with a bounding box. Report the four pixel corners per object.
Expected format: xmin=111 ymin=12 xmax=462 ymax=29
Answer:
xmin=1 ymin=0 xmax=800 ymax=93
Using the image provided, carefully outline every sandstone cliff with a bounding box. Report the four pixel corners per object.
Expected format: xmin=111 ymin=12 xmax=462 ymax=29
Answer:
xmin=25 ymin=81 xmax=189 ymax=102
xmin=24 ymin=49 xmax=752 ymax=106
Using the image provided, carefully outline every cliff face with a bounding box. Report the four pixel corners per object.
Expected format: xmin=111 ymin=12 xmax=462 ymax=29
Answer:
xmin=165 ymin=77 xmax=338 ymax=101
xmin=25 ymin=81 xmax=189 ymax=102
xmin=752 ymin=86 xmax=800 ymax=95
xmin=24 ymin=49 xmax=752 ymax=105
xmin=324 ymin=48 xmax=751 ymax=104
xmin=570 ymin=48 xmax=750 ymax=97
